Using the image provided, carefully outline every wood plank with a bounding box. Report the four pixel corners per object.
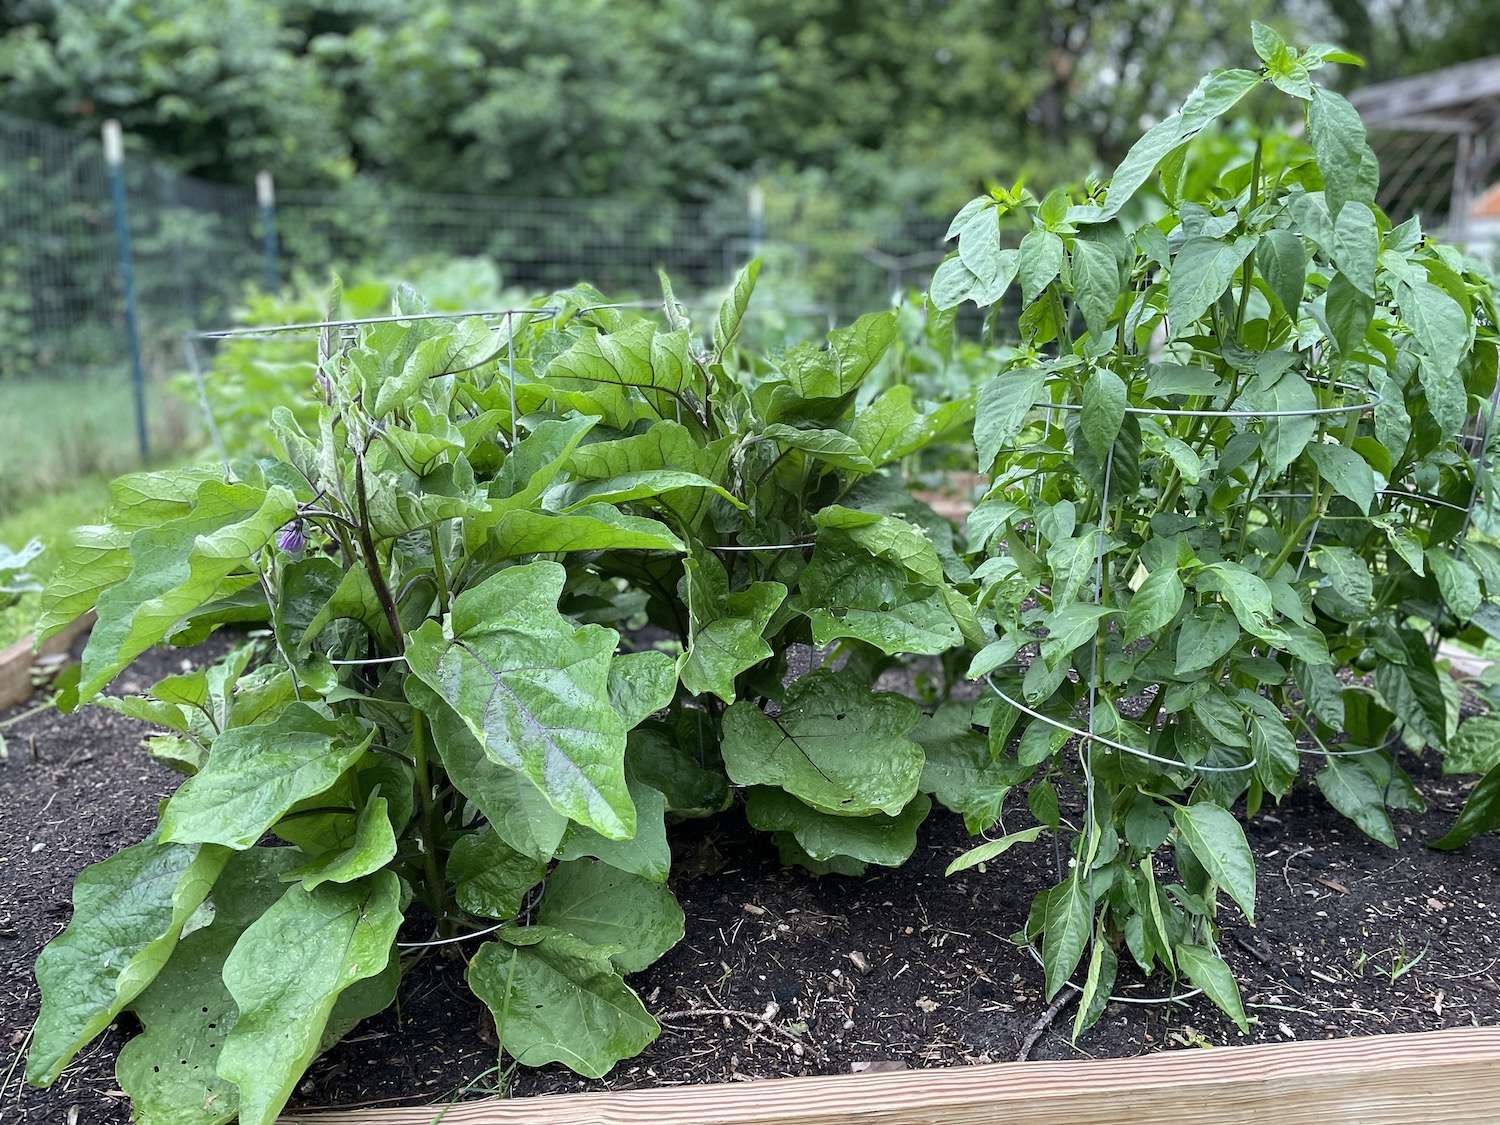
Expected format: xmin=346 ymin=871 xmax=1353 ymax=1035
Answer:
xmin=282 ymin=1025 xmax=1500 ymax=1125
xmin=0 ymin=614 xmax=93 ymax=711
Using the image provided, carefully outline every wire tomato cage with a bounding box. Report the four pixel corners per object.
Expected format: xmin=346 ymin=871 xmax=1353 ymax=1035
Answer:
xmin=184 ymin=304 xmax=563 ymax=470
xmin=978 ymin=368 xmax=1499 ymax=1006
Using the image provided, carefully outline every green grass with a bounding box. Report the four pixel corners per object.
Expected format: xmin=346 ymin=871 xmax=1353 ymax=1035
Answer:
xmin=0 ymin=375 xmax=199 ymax=520
xmin=0 ymin=473 xmax=117 ymax=647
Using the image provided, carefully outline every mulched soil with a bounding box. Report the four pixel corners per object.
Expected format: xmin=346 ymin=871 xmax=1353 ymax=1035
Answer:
xmin=2 ymin=638 xmax=1497 ymax=1121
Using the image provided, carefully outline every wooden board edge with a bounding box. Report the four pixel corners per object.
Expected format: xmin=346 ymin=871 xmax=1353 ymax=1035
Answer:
xmin=0 ymin=613 xmax=93 ymax=711
xmin=281 ymin=1025 xmax=1500 ymax=1125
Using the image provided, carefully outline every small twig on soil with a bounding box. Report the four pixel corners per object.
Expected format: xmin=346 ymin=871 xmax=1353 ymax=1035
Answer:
xmin=657 ymin=1007 xmax=818 ymax=1056
xmin=1015 ymin=989 xmax=1079 ymax=1062
xmin=1 ymin=1023 xmax=34 ymax=1104
xmin=1282 ymin=845 xmax=1313 ymax=891
xmin=1231 ymin=930 xmax=1272 ymax=965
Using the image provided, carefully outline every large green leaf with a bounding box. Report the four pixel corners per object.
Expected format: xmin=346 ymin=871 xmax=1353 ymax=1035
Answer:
xmin=285 ymin=792 xmax=396 ymax=890
xmin=945 ymin=824 xmax=1047 ymax=876
xmin=404 ymin=560 xmax=635 ymax=839
xmin=1198 ymin=562 xmax=1275 ymax=637
xmin=1070 ymin=233 xmax=1123 ymax=335
xmin=555 ymin=776 xmax=671 ymax=882
xmin=678 ymin=552 xmax=786 ymax=704
xmin=1177 ymin=943 xmax=1249 ymax=1032
xmin=916 ymin=700 xmax=1025 ymax=831
xmin=1070 ymin=68 xmax=1263 ymax=223
xmin=1172 ymin=803 xmax=1256 ymax=921
xmin=79 ymin=481 xmax=297 ymax=699
xmin=1018 ymin=229 xmax=1065 ymax=304
xmin=1398 ymin=278 xmax=1469 ymax=432
xmin=1430 ymin=551 xmax=1482 ymax=622
xmin=778 ymin=311 xmax=897 ymax=400
xmin=548 ymin=318 xmax=694 ymax=397
xmin=1168 ymin=236 xmax=1254 ymax=336
xmin=1080 ymin=369 xmax=1128 ymax=456
xmin=1331 ymin=202 xmax=1379 ymax=298
xmin=1308 ymin=86 xmax=1376 ymax=217
xmin=218 ymin=871 xmax=402 ymax=1125
xmin=1444 ymin=717 xmax=1500 ymax=777
xmin=410 ymin=678 xmax=570 ymax=861
xmin=627 ymin=722 xmax=731 ymax=817
xmin=796 ymin=535 xmax=960 ymax=655
xmin=1374 ymin=634 xmax=1448 ymax=750
xmin=761 ymin=424 xmax=875 ymax=473
xmin=559 ymin=468 xmax=745 ymax=513
xmin=114 ymin=848 xmax=302 ymax=1125
xmin=1313 ymin=545 xmax=1374 ymax=620
xmin=1315 ymin=755 xmax=1396 ymax=847
xmin=372 ymin=317 xmax=495 ymax=416
xmin=816 ymin=505 xmax=947 ymax=585
xmin=975 ymin=369 xmax=1046 ymax=473
xmin=746 ymin=788 xmax=931 ymax=867
xmin=1042 ymin=875 xmax=1092 ymax=999
xmin=720 ymin=669 xmax=924 ymax=816
xmin=468 ymin=927 xmax=658 ymax=1079
xmin=1308 ymin=442 xmax=1375 ymax=514
xmin=447 ymin=828 xmax=546 ymax=919
xmin=27 ymin=837 xmax=229 ymax=1087
xmin=607 ymin=649 xmax=678 ymax=730
xmin=1431 ymin=764 xmax=1500 ymax=850
xmin=463 ymin=416 xmax=598 ymax=552
xmin=488 ymin=505 xmax=686 ymax=556
xmin=537 ymin=858 xmax=684 ymax=972
xmin=1040 ymin=603 xmax=1117 ymax=670
xmin=34 ymin=523 xmax=132 ymax=642
xmin=852 ymin=385 xmax=972 ymax=467
xmin=36 ymin=466 xmax=227 ymax=641
xmin=1249 ymin=370 xmax=1318 ymax=479
xmin=1326 ymin=272 xmax=1373 ymax=359
xmin=1256 ymin=228 xmax=1305 ymax=318
xmin=713 ymin=258 xmax=761 ymax=357
xmin=159 ymin=704 xmax=374 ymax=850
xmin=1124 ymin=566 xmax=1184 ymax=643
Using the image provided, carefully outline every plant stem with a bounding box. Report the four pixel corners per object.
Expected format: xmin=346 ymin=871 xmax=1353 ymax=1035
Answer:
xmin=354 ymin=452 xmax=406 ymax=652
xmin=430 ymin=524 xmax=451 ymax=620
xmin=410 ymin=709 xmax=452 ymax=935
xmin=1233 ymin=140 xmax=1263 ymax=342
xmin=1263 ymin=477 xmax=1323 ymax=577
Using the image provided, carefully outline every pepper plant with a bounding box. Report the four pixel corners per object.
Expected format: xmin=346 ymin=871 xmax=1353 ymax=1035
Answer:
xmin=931 ymin=24 xmax=1499 ymax=1035
xmin=26 ymin=262 xmax=981 ymax=1121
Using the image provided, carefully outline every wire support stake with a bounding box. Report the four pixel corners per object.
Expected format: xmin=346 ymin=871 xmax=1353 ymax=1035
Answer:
xmin=983 ymin=677 xmax=1256 ymax=775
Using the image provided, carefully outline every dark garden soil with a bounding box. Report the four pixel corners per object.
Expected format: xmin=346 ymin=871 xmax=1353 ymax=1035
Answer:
xmin=2 ymin=638 xmax=1498 ymax=1122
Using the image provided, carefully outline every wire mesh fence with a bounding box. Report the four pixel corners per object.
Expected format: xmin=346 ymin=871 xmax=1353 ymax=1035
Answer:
xmin=0 ymin=112 xmax=955 ymax=514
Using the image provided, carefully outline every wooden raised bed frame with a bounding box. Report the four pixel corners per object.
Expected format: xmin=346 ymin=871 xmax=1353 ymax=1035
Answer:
xmin=0 ymin=614 xmax=92 ymax=711
xmin=287 ymin=1025 xmax=1500 ymax=1124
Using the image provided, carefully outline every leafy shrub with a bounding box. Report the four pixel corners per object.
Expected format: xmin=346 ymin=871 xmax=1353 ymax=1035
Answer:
xmin=26 ymin=259 xmax=983 ymax=1120
xmin=931 ymin=23 xmax=1499 ymax=1033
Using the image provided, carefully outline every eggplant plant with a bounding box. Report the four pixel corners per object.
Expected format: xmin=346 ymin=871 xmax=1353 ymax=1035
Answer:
xmin=932 ymin=24 xmax=1499 ymax=1035
xmin=25 ymin=263 xmax=977 ymax=1121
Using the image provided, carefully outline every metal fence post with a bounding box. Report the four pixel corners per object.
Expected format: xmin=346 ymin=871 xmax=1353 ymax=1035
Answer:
xmin=102 ymin=119 xmax=150 ymax=462
xmin=748 ymin=182 xmax=765 ymax=255
xmin=256 ymin=170 xmax=279 ymax=292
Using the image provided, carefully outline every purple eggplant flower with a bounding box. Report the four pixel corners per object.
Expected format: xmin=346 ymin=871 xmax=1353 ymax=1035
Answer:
xmin=277 ymin=520 xmax=306 ymax=555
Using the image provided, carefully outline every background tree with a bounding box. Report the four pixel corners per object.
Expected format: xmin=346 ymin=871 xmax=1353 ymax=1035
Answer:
xmin=0 ymin=0 xmax=1491 ymax=214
